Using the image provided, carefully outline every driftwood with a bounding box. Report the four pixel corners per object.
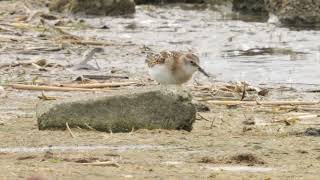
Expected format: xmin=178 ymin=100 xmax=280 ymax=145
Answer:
xmin=279 ymin=106 xmax=320 ymax=111
xmin=10 ymin=84 xmax=107 ymax=91
xmin=273 ymin=113 xmax=320 ymax=125
xmin=207 ymin=100 xmax=320 ymax=106
xmin=59 ymin=82 xmax=137 ymax=88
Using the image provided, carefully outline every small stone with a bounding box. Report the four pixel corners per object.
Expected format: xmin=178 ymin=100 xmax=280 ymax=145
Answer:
xmin=100 ymin=25 xmax=110 ymax=29
xmin=243 ymin=126 xmax=253 ymax=132
xmin=304 ymin=128 xmax=320 ymax=137
xmin=242 ymin=119 xmax=255 ymax=125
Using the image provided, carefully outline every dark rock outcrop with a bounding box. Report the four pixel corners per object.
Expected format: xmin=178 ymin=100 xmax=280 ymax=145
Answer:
xmin=135 ymin=0 xmax=230 ymax=5
xmin=50 ymin=0 xmax=135 ymax=16
xmin=265 ymin=0 xmax=320 ymax=27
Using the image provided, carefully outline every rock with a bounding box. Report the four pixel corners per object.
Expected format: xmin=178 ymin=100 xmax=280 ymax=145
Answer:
xmin=135 ymin=0 xmax=205 ymax=4
xmin=50 ymin=0 xmax=135 ymax=16
xmin=37 ymin=87 xmax=196 ymax=132
xmin=265 ymin=0 xmax=320 ymax=27
xmin=304 ymin=128 xmax=320 ymax=137
xmin=135 ymin=0 xmax=230 ymax=5
xmin=232 ymin=0 xmax=267 ymax=15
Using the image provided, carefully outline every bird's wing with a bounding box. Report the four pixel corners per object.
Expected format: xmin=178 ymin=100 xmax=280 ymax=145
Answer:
xmin=145 ymin=51 xmax=183 ymax=67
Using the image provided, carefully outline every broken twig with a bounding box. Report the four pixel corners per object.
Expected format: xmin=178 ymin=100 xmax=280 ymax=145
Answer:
xmin=66 ymin=122 xmax=75 ymax=138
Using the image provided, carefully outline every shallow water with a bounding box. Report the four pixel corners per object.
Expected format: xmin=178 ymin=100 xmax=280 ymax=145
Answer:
xmin=76 ymin=5 xmax=320 ymax=89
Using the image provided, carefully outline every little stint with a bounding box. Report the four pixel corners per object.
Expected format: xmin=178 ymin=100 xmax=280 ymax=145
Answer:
xmin=146 ymin=51 xmax=209 ymax=85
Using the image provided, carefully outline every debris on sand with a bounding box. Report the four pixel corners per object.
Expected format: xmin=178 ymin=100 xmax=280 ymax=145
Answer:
xmin=70 ymin=48 xmax=104 ymax=71
xmin=0 ymin=86 xmax=6 ymax=98
xmin=37 ymin=87 xmax=196 ymax=132
xmin=198 ymin=152 xmax=265 ymax=166
xmin=38 ymin=92 xmax=59 ymax=101
xmin=229 ymin=153 xmax=265 ymax=165
xmin=191 ymin=81 xmax=269 ymax=102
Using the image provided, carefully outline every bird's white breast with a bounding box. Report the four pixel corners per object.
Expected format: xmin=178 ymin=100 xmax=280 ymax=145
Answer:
xmin=149 ymin=64 xmax=179 ymax=84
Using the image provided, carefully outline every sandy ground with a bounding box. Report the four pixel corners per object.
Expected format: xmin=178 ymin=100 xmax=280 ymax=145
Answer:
xmin=0 ymin=1 xmax=320 ymax=180
xmin=1 ymin=88 xmax=320 ymax=180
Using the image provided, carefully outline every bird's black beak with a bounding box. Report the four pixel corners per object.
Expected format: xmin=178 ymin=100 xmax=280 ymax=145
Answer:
xmin=196 ymin=64 xmax=210 ymax=77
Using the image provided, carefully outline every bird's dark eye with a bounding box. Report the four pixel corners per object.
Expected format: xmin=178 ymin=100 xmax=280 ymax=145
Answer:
xmin=190 ymin=61 xmax=195 ymax=65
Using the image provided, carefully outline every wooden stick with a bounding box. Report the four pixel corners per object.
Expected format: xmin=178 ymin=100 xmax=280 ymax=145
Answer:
xmin=207 ymin=100 xmax=320 ymax=106
xmin=10 ymin=84 xmax=106 ymax=91
xmin=82 ymin=75 xmax=129 ymax=80
xmin=279 ymin=106 xmax=320 ymax=111
xmin=79 ymin=161 xmax=120 ymax=167
xmin=59 ymin=82 xmax=137 ymax=88
xmin=66 ymin=122 xmax=75 ymax=138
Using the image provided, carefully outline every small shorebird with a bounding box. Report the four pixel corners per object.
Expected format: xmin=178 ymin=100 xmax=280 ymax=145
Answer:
xmin=146 ymin=51 xmax=209 ymax=85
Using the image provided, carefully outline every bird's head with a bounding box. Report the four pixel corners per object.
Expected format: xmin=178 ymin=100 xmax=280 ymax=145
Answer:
xmin=184 ymin=53 xmax=210 ymax=77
